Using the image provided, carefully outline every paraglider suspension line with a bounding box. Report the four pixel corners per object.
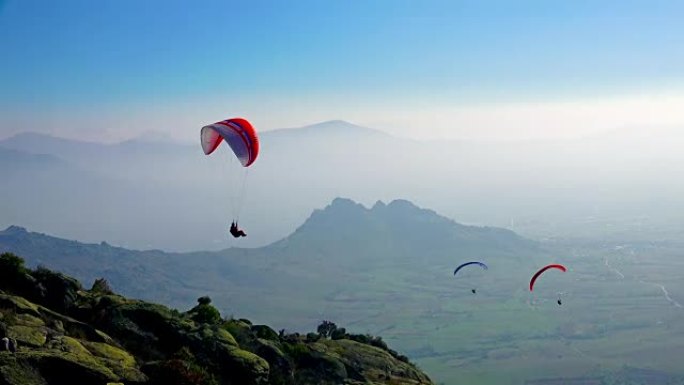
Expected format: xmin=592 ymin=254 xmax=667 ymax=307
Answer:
xmin=235 ymin=167 xmax=250 ymax=222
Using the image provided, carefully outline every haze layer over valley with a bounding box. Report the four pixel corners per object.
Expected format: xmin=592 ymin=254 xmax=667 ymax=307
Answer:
xmin=2 ymin=120 xmax=683 ymax=251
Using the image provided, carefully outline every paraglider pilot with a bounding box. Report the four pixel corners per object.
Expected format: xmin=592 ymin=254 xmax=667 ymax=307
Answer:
xmin=201 ymin=118 xmax=259 ymax=240
xmin=230 ymin=221 xmax=247 ymax=238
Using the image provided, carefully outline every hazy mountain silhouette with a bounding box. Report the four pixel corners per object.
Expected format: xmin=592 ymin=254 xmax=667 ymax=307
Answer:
xmin=265 ymin=119 xmax=391 ymax=139
xmin=0 ymin=132 xmax=108 ymax=158
xmin=0 ymin=146 xmax=65 ymax=167
xmin=0 ymin=198 xmax=540 ymax=323
xmin=4 ymin=120 xmax=684 ymax=250
xmin=0 ymin=120 xmax=413 ymax=250
xmin=273 ymin=198 xmax=533 ymax=265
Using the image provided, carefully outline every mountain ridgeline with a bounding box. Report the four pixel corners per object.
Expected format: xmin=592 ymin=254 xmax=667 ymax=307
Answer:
xmin=275 ymin=198 xmax=534 ymax=263
xmin=0 ymin=198 xmax=539 ymax=325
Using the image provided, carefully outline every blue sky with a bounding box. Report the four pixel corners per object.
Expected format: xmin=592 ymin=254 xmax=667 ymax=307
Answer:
xmin=2 ymin=0 xmax=684 ymax=141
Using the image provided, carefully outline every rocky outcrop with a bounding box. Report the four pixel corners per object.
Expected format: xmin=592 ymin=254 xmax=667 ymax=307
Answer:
xmin=0 ymin=252 xmax=433 ymax=385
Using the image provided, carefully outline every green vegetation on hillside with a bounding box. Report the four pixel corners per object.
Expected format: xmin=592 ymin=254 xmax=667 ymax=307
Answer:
xmin=0 ymin=252 xmax=433 ymax=385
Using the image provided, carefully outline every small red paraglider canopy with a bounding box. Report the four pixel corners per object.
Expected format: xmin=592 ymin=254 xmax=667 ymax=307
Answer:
xmin=529 ymin=264 xmax=567 ymax=291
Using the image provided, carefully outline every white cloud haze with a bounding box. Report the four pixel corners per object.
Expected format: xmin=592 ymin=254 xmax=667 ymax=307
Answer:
xmin=2 ymin=91 xmax=684 ymax=143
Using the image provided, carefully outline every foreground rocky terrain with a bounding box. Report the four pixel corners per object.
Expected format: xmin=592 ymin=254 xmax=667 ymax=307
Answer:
xmin=0 ymin=252 xmax=432 ymax=385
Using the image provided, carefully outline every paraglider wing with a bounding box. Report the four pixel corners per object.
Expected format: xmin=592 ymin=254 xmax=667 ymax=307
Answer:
xmin=201 ymin=118 xmax=259 ymax=167
xmin=529 ymin=264 xmax=567 ymax=291
xmin=453 ymin=261 xmax=488 ymax=276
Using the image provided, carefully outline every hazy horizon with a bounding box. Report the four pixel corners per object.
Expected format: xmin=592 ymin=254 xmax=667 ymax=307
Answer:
xmin=3 ymin=1 xmax=684 ymax=143
xmin=4 ymin=118 xmax=684 ymax=252
xmin=3 ymin=116 xmax=684 ymax=145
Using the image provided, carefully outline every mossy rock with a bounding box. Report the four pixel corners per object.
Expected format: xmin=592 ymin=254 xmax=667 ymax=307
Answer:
xmin=89 ymin=295 xmax=129 ymax=316
xmin=227 ymin=346 xmax=269 ymax=370
xmin=118 ymin=301 xmax=177 ymax=322
xmin=22 ymin=351 xmax=120 ymax=384
xmin=87 ymin=342 xmax=146 ymax=383
xmin=221 ymin=319 xmax=251 ymax=344
xmin=253 ymin=338 xmax=288 ymax=363
xmin=43 ymin=336 xmax=108 ymax=372
xmin=0 ymin=355 xmax=47 ymax=385
xmin=62 ymin=319 xmax=111 ymax=344
xmin=250 ymin=339 xmax=293 ymax=385
xmin=213 ymin=326 xmax=238 ymax=347
xmin=251 ymin=324 xmax=279 ymax=341
xmin=313 ymin=339 xmax=432 ymax=385
xmin=60 ymin=336 xmax=92 ymax=355
xmin=82 ymin=341 xmax=136 ymax=368
xmin=94 ymin=329 xmax=116 ymax=345
xmin=113 ymin=301 xmax=189 ymax=340
xmin=46 ymin=320 xmax=64 ymax=334
xmin=30 ymin=267 xmax=83 ymax=313
xmin=220 ymin=346 xmax=270 ymax=385
xmin=7 ymin=325 xmax=46 ymax=347
xmin=0 ymin=350 xmax=123 ymax=384
xmin=1 ymin=294 xmax=113 ymax=345
xmin=189 ymin=324 xmax=237 ymax=347
xmin=289 ymin=345 xmax=348 ymax=384
xmin=0 ymin=295 xmax=41 ymax=318
xmin=12 ymin=314 xmax=45 ymax=328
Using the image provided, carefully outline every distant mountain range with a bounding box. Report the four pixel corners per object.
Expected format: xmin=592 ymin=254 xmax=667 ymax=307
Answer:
xmin=3 ymin=120 xmax=684 ymax=251
xmin=0 ymin=197 xmax=540 ymax=327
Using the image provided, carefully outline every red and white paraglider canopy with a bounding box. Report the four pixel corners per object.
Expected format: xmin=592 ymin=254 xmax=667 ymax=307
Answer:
xmin=201 ymin=118 xmax=259 ymax=167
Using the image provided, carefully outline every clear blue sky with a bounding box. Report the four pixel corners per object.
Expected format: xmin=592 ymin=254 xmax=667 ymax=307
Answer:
xmin=2 ymin=0 xmax=684 ymax=141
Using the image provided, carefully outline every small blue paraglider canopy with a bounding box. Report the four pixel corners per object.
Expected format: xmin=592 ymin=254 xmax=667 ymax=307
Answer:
xmin=453 ymin=261 xmax=488 ymax=276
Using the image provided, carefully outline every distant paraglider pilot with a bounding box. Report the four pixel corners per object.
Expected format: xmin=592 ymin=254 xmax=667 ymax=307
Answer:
xmin=529 ymin=264 xmax=567 ymax=307
xmin=453 ymin=261 xmax=488 ymax=295
xmin=230 ymin=222 xmax=247 ymax=238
